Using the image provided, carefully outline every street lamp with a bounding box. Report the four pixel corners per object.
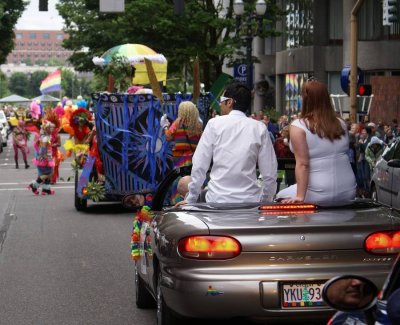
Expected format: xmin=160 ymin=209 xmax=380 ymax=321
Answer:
xmin=233 ymin=0 xmax=267 ymax=90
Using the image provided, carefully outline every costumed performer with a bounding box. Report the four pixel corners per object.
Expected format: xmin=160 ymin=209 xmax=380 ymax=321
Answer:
xmin=28 ymin=120 xmax=56 ymax=195
xmin=29 ymin=100 xmax=41 ymax=122
xmin=63 ymin=108 xmax=92 ymax=169
xmin=12 ymin=118 xmax=30 ymax=169
xmin=43 ymin=109 xmax=65 ymax=184
xmin=61 ymin=100 xmax=76 ymax=135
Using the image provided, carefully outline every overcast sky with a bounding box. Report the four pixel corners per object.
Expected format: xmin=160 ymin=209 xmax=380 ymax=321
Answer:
xmin=16 ymin=0 xmax=64 ymax=30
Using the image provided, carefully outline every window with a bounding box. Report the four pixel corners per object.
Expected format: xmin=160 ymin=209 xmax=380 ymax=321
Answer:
xmin=56 ymin=33 xmax=63 ymax=40
xmin=43 ymin=33 xmax=50 ymax=39
xmin=16 ymin=33 xmax=22 ymax=39
xmin=393 ymin=141 xmax=400 ymax=160
xmin=30 ymin=33 xmax=36 ymax=39
xmin=285 ymin=0 xmax=314 ymax=49
xmin=329 ymin=0 xmax=343 ymax=43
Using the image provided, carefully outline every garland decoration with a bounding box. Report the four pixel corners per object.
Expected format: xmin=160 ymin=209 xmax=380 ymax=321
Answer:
xmin=131 ymin=205 xmax=154 ymax=261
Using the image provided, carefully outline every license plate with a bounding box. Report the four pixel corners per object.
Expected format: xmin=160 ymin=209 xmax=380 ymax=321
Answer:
xmin=281 ymin=282 xmax=326 ymax=308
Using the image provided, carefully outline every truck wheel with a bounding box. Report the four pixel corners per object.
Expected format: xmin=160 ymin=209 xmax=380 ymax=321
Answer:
xmin=74 ymin=169 xmax=87 ymax=211
xmin=135 ymin=263 xmax=155 ymax=308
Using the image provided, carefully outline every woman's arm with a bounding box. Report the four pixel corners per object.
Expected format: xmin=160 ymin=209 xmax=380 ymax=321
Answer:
xmin=282 ymin=125 xmax=309 ymax=203
xmin=164 ymin=119 xmax=179 ymax=141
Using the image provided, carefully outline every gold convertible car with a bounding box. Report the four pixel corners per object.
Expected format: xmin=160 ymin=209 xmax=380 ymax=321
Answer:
xmin=133 ymin=166 xmax=400 ymax=325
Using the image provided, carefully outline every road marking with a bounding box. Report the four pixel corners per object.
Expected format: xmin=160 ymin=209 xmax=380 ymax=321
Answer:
xmin=0 ymin=182 xmax=73 ymax=185
xmin=0 ymin=186 xmax=74 ymax=191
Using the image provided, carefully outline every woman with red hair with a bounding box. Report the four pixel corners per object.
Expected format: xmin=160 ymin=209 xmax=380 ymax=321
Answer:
xmin=276 ymin=80 xmax=356 ymax=206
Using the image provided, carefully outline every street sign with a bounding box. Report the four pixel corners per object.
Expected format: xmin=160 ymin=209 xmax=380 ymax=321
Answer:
xmin=340 ymin=66 xmax=364 ymax=95
xmin=234 ymin=64 xmax=247 ymax=84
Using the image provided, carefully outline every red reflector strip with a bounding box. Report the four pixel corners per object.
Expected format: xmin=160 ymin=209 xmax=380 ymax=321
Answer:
xmin=259 ymin=204 xmax=316 ymax=211
xmin=261 ymin=210 xmax=315 ymax=215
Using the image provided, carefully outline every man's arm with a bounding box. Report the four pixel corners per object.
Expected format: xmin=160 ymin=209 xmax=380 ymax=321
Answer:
xmin=186 ymin=122 xmax=214 ymax=203
xmin=258 ymin=128 xmax=278 ymax=202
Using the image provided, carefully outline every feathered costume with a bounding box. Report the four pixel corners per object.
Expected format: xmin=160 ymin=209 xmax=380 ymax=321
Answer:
xmin=63 ymin=108 xmax=92 ymax=169
xmin=43 ymin=109 xmax=65 ymax=184
xmin=28 ymin=120 xmax=56 ymax=195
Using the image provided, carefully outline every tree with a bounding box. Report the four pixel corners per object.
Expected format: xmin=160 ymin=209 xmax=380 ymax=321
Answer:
xmin=0 ymin=0 xmax=28 ymax=64
xmin=9 ymin=72 xmax=29 ymax=97
xmin=56 ymin=0 xmax=282 ymax=91
xmin=0 ymin=71 xmax=10 ymax=98
xmin=29 ymin=70 xmax=49 ymax=97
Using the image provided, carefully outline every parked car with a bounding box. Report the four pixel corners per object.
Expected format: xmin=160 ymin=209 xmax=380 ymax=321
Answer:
xmin=133 ymin=166 xmax=400 ymax=325
xmin=370 ymin=137 xmax=400 ymax=209
xmin=0 ymin=126 xmax=3 ymax=153
xmin=323 ymin=252 xmax=400 ymax=325
xmin=0 ymin=110 xmax=9 ymax=147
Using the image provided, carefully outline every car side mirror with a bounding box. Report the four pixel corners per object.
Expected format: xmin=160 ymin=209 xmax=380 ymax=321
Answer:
xmin=322 ymin=275 xmax=378 ymax=312
xmin=387 ymin=159 xmax=400 ymax=168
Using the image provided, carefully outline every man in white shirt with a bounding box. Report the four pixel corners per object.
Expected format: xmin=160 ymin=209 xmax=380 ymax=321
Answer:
xmin=182 ymin=82 xmax=277 ymax=204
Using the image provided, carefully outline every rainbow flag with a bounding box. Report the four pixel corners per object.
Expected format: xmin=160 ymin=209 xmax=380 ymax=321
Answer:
xmin=40 ymin=69 xmax=61 ymax=94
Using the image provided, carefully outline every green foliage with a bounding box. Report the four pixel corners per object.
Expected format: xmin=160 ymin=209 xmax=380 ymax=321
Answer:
xmin=85 ymin=180 xmax=106 ymax=202
xmin=0 ymin=0 xmax=27 ymax=64
xmin=61 ymin=69 xmax=93 ymax=98
xmin=101 ymin=56 xmax=133 ymax=92
xmin=0 ymin=71 xmax=10 ymax=98
xmin=9 ymin=72 xmax=29 ymax=97
xmin=29 ymin=70 xmax=49 ymax=97
xmin=56 ymin=0 xmax=283 ymax=91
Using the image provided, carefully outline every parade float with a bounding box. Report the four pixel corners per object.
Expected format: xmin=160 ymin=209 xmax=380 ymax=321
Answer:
xmin=73 ymin=44 xmax=212 ymax=211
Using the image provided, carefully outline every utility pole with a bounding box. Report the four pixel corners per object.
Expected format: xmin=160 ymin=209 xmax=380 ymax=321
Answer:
xmin=350 ymin=0 xmax=365 ymax=123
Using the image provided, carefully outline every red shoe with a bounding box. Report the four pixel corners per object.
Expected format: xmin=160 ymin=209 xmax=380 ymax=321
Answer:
xmin=27 ymin=184 xmax=39 ymax=195
xmin=41 ymin=189 xmax=55 ymax=195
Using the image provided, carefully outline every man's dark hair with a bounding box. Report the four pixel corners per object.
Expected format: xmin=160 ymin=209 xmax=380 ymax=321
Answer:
xmin=223 ymin=82 xmax=251 ymax=113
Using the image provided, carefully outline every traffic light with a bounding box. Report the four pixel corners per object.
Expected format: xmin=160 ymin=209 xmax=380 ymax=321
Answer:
xmin=357 ymin=84 xmax=372 ymax=96
xmin=388 ymin=0 xmax=398 ymax=22
xmin=383 ymin=0 xmax=398 ymax=25
xmin=39 ymin=0 xmax=48 ymax=11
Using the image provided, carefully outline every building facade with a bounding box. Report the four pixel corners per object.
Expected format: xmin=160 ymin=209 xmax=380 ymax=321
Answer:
xmin=225 ymin=0 xmax=400 ymax=122
xmin=6 ymin=30 xmax=72 ymax=66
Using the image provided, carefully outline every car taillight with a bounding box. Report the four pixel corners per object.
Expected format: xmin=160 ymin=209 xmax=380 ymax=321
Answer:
xmin=178 ymin=236 xmax=241 ymax=260
xmin=82 ymin=187 xmax=88 ymax=195
xmin=365 ymin=231 xmax=400 ymax=254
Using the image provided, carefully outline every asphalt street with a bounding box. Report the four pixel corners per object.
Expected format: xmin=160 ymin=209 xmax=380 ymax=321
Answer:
xmin=0 ymin=134 xmax=326 ymax=325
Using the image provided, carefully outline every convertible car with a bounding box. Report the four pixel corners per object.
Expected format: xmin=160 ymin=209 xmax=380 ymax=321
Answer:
xmin=133 ymin=166 xmax=400 ymax=325
xmin=371 ymin=136 xmax=400 ymax=209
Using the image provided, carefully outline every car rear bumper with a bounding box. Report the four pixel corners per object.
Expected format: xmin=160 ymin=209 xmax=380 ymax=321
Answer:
xmin=162 ymin=276 xmax=334 ymax=321
xmin=160 ymin=263 xmax=392 ymax=320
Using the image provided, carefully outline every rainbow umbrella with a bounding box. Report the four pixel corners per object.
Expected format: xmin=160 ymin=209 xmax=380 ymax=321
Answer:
xmin=92 ymin=43 xmax=168 ymax=85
